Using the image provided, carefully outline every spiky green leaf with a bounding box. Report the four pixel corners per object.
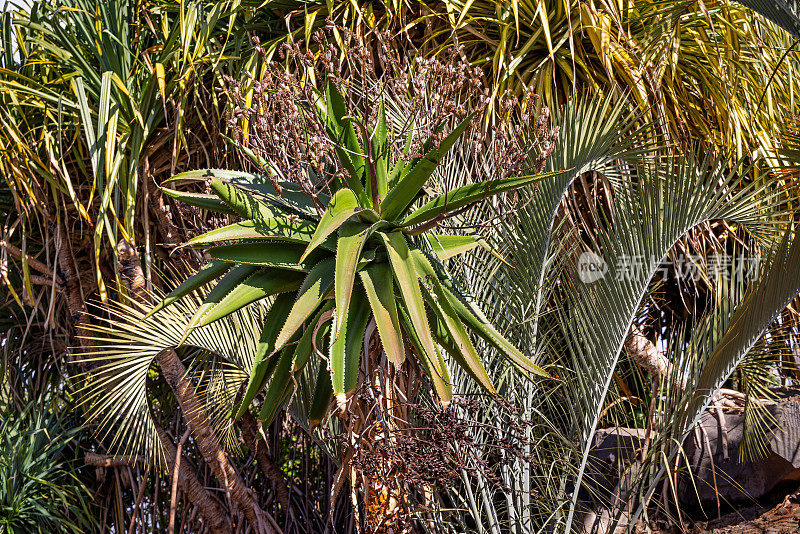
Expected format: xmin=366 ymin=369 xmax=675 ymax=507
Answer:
xmin=210 ymin=242 xmax=326 ymax=271
xmin=292 ymin=302 xmax=334 ymax=372
xmin=235 ymin=292 xmax=297 ymax=419
xmin=333 ymin=222 xmax=385 ymax=339
xmin=414 ymin=251 xmax=495 ymax=394
xmin=210 ymin=178 xmax=288 ymax=220
xmin=160 ymin=187 xmax=236 ymax=216
xmin=308 ymin=364 xmax=333 ymax=428
xmin=424 ymin=234 xmax=481 ymax=261
xmin=325 ymin=81 xmax=367 ymax=203
xmin=381 ymin=113 xmax=475 ymax=220
xmin=182 ymin=265 xmax=258 ymax=337
xmin=329 ymin=286 xmax=370 ymax=399
xmin=301 ymin=188 xmax=360 ymax=262
xmin=193 ymin=269 xmax=304 ymax=328
xmin=402 ymin=170 xmax=562 ymax=227
xmin=381 ymin=231 xmax=449 ymax=399
xmin=188 ymin=218 xmax=321 ymax=247
xmin=360 ymin=263 xmax=405 ymax=366
xmin=275 ymin=258 xmax=335 ymax=350
xmin=398 ymin=300 xmax=452 ymax=405
xmin=257 ymin=345 xmax=295 ymax=426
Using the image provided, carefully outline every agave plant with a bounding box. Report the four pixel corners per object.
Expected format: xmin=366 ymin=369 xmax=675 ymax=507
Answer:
xmin=158 ymin=80 xmax=552 ymax=421
xmin=140 ymin=76 xmax=557 ymax=527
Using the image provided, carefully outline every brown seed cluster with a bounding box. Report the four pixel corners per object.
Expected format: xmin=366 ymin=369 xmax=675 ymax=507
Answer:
xmin=223 ymin=36 xmax=332 ymax=212
xmin=222 ymin=22 xmax=558 ymax=224
xmin=338 ymin=391 xmax=539 ymax=497
xmin=495 ymin=87 xmax=560 ymax=180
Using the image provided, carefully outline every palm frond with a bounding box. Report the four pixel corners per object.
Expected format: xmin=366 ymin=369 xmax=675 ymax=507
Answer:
xmin=77 ymin=287 xmax=266 ymax=464
xmin=734 ymin=0 xmax=800 ymax=38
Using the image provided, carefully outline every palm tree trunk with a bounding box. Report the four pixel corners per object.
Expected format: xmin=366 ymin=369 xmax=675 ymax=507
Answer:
xmin=114 ymin=243 xmax=256 ymax=533
xmin=625 ymin=324 xmax=686 ymax=389
xmin=54 ymin=220 xmax=91 ymax=356
xmin=240 ymin=411 xmax=290 ymax=510
xmin=156 ymin=348 xmax=276 ymax=534
xmin=155 ymin=425 xmax=231 ymax=534
xmin=116 ymin=239 xmax=147 ymax=303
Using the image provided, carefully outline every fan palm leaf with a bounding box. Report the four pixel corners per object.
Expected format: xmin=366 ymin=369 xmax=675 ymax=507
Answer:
xmin=77 ymin=287 xmax=266 ymax=463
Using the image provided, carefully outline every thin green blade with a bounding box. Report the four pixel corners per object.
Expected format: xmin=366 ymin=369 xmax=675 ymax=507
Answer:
xmin=373 ymin=101 xmax=389 ymax=202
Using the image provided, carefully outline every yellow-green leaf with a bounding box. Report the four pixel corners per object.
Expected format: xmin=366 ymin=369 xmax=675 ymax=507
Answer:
xmin=360 ymin=263 xmax=405 ymax=366
xmin=301 ymin=188 xmax=360 ymax=263
xmin=398 ymin=300 xmax=452 ymax=405
xmin=333 ymin=222 xmax=384 ymax=339
xmin=329 ymin=287 xmax=370 ymax=401
xmin=414 ymin=251 xmax=495 ymax=394
xmin=424 ymin=234 xmax=481 ymax=261
xmin=275 ymin=258 xmax=335 ymax=351
xmin=381 ymin=232 xmax=447 ymax=395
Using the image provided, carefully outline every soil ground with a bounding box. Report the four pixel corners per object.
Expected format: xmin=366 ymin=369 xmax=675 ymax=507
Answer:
xmin=644 ymin=484 xmax=800 ymax=533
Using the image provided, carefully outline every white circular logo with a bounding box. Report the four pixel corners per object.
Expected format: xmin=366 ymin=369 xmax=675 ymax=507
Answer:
xmin=578 ymin=251 xmax=607 ymax=283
